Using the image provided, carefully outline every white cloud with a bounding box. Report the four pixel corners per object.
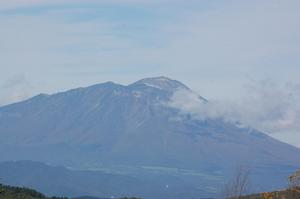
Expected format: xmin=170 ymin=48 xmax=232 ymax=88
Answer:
xmin=154 ymin=0 xmax=300 ymax=99
xmin=167 ymin=80 xmax=300 ymax=147
xmin=0 ymin=0 xmax=184 ymax=10
xmin=0 ymin=74 xmax=34 ymax=106
xmin=0 ymin=9 xmax=162 ymax=95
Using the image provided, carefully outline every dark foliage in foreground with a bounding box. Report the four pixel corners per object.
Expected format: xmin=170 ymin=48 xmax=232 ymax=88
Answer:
xmin=0 ymin=183 xmax=68 ymax=199
xmin=237 ymin=187 xmax=300 ymax=199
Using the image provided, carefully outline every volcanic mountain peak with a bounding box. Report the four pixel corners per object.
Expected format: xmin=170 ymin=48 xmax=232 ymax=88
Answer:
xmin=130 ymin=76 xmax=189 ymax=91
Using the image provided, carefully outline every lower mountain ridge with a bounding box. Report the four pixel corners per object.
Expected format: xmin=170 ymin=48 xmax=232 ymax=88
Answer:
xmin=0 ymin=182 xmax=139 ymax=199
xmin=0 ymin=160 xmax=209 ymax=199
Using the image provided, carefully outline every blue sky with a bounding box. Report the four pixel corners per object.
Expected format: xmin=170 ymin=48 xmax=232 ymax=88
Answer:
xmin=1 ymin=0 xmax=300 ymax=147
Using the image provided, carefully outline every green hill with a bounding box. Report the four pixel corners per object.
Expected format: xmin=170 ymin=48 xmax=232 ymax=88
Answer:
xmin=0 ymin=184 xmax=67 ymax=199
xmin=0 ymin=184 xmax=141 ymax=199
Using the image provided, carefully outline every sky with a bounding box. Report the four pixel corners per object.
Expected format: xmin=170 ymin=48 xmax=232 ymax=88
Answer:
xmin=0 ymin=0 xmax=300 ymax=147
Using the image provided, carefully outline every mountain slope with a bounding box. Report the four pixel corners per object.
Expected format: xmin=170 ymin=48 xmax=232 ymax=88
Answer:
xmin=0 ymin=77 xmax=299 ymax=197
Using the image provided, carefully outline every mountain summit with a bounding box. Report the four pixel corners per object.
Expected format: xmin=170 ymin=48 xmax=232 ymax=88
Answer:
xmin=0 ymin=77 xmax=299 ymax=198
xmin=130 ymin=76 xmax=190 ymax=91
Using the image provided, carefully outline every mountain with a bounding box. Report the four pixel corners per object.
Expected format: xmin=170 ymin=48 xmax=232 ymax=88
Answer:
xmin=0 ymin=76 xmax=299 ymax=198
